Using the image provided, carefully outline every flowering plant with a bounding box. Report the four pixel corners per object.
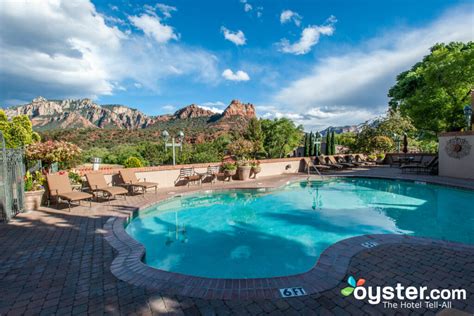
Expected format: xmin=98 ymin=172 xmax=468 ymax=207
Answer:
xmin=26 ymin=141 xmax=81 ymax=168
xmin=24 ymin=171 xmax=45 ymax=192
xmin=250 ymin=160 xmax=261 ymax=168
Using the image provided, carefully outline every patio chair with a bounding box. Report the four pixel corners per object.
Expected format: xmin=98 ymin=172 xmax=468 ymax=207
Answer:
xmin=304 ymin=157 xmax=330 ymax=174
xmin=176 ymin=167 xmax=203 ymax=186
xmin=46 ymin=173 xmax=93 ymax=212
xmin=85 ymin=172 xmax=128 ymax=202
xmin=354 ymin=154 xmax=376 ymax=166
xmin=326 ymin=156 xmax=349 ymax=168
xmin=119 ymin=169 xmax=158 ymax=194
xmin=344 ymin=155 xmax=366 ymax=167
xmin=334 ymin=155 xmax=356 ymax=168
xmin=318 ymin=156 xmax=343 ymax=169
xmin=200 ymin=165 xmax=226 ymax=184
xmin=400 ymin=157 xmax=438 ymax=174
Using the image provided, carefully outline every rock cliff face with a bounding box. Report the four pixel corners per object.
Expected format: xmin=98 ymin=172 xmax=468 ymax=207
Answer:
xmin=221 ymin=100 xmax=256 ymax=119
xmin=173 ymin=104 xmax=215 ymax=119
xmin=5 ymin=97 xmax=257 ymax=131
xmin=6 ymin=97 xmax=153 ymax=130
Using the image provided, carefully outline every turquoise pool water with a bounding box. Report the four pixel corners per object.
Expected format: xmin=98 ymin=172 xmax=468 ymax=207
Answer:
xmin=125 ymin=178 xmax=474 ymax=278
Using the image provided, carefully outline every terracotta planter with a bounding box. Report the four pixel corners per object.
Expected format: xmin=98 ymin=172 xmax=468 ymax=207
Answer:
xmin=237 ymin=165 xmax=252 ymax=180
xmin=251 ymin=166 xmax=261 ymax=178
xmin=224 ymin=169 xmax=237 ymax=177
xmin=24 ymin=189 xmax=45 ymax=211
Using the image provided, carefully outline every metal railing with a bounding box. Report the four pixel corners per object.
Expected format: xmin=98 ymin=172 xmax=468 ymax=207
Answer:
xmin=0 ymin=132 xmax=25 ymax=222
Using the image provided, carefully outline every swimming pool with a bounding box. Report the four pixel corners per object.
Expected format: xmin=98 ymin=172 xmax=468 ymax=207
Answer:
xmin=125 ymin=178 xmax=474 ymax=279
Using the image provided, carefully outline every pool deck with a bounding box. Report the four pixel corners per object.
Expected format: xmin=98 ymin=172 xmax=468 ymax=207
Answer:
xmin=1 ymin=167 xmax=473 ymax=315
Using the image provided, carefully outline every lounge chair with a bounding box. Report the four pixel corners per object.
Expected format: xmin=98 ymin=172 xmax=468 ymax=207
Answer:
xmin=335 ymin=155 xmax=356 ymax=168
xmin=46 ymin=173 xmax=93 ymax=211
xmin=344 ymin=155 xmax=366 ymax=167
xmin=119 ymin=169 xmax=158 ymax=194
xmin=318 ymin=155 xmax=343 ymax=169
xmin=176 ymin=167 xmax=203 ymax=186
xmin=200 ymin=165 xmax=226 ymax=184
xmin=354 ymin=154 xmax=376 ymax=166
xmin=304 ymin=157 xmax=330 ymax=174
xmin=400 ymin=157 xmax=438 ymax=174
xmin=85 ymin=172 xmax=128 ymax=202
xmin=326 ymin=156 xmax=349 ymax=168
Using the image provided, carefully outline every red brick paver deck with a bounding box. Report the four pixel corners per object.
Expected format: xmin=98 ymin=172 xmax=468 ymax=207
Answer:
xmin=1 ymin=172 xmax=473 ymax=315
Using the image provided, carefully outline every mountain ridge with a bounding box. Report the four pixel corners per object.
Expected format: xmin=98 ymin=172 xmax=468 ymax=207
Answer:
xmin=5 ymin=97 xmax=256 ymax=131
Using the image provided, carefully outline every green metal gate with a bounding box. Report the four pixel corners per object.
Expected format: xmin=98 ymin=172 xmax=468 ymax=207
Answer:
xmin=0 ymin=131 xmax=25 ymax=222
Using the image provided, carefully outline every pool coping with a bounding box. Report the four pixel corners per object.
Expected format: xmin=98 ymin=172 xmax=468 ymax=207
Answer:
xmin=104 ymin=176 xmax=474 ymax=300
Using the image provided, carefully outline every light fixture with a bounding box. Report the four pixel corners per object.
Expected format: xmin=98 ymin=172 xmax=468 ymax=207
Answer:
xmin=464 ymin=105 xmax=472 ymax=131
xmin=162 ymin=130 xmax=170 ymax=140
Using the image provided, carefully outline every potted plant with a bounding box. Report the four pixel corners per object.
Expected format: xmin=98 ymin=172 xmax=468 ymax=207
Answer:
xmin=227 ymin=139 xmax=254 ymax=180
xmin=68 ymin=170 xmax=83 ymax=191
xmin=24 ymin=171 xmax=46 ymax=211
xmin=222 ymin=162 xmax=237 ymax=179
xmin=237 ymin=159 xmax=252 ymax=181
xmin=250 ymin=160 xmax=261 ymax=178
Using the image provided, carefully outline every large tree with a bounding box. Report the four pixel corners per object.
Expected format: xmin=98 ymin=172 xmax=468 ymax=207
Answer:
xmin=388 ymin=42 xmax=474 ymax=135
xmin=244 ymin=118 xmax=266 ymax=158
xmin=261 ymin=118 xmax=304 ymax=158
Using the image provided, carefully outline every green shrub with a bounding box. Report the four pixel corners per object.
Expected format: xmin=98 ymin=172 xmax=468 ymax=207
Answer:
xmin=68 ymin=171 xmax=82 ymax=185
xmin=223 ymin=162 xmax=237 ymax=171
xmin=124 ymin=156 xmax=143 ymax=168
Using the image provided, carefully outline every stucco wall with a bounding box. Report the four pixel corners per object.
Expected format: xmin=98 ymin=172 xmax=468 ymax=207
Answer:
xmin=438 ymin=132 xmax=474 ymax=180
xmin=94 ymin=158 xmax=304 ymax=189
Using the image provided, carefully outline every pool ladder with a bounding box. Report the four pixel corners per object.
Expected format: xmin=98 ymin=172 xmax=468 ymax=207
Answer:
xmin=307 ymin=159 xmax=324 ymax=180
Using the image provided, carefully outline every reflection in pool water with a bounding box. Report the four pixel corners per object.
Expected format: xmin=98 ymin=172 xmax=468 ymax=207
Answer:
xmin=126 ymin=178 xmax=474 ymax=278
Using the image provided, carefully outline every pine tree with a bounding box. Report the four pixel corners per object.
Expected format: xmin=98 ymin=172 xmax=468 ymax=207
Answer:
xmin=331 ymin=131 xmax=336 ymax=155
xmin=304 ymin=133 xmax=309 ymax=157
xmin=315 ymin=132 xmax=321 ymax=156
xmin=325 ymin=131 xmax=330 ymax=155
xmin=308 ymin=132 xmax=314 ymax=156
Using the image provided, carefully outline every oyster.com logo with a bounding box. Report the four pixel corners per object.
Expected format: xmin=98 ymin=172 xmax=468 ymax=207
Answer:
xmin=340 ymin=275 xmax=467 ymax=309
xmin=341 ymin=275 xmax=365 ymax=296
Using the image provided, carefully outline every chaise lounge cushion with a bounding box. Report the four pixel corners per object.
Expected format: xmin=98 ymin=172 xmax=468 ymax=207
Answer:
xmin=58 ymin=191 xmax=94 ymax=202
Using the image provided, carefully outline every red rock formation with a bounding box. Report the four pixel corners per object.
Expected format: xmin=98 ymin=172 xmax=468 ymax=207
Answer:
xmin=221 ymin=100 xmax=256 ymax=119
xmin=173 ymin=104 xmax=215 ymax=119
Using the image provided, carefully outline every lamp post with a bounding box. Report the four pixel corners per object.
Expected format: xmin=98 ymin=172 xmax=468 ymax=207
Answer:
xmin=464 ymin=105 xmax=472 ymax=131
xmin=162 ymin=130 xmax=184 ymax=166
xmin=91 ymin=157 xmax=101 ymax=171
xmin=313 ymin=132 xmax=322 ymax=156
xmin=393 ymin=133 xmax=401 ymax=153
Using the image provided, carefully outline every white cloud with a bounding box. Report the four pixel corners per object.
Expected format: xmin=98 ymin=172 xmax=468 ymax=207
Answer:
xmin=162 ymin=104 xmax=175 ymax=112
xmin=155 ymin=3 xmax=177 ymax=19
xmin=221 ymin=27 xmax=246 ymax=46
xmin=202 ymin=101 xmax=226 ymax=107
xmin=278 ymin=21 xmax=335 ymax=55
xmin=0 ymin=0 xmax=219 ymax=104
xmin=222 ymin=69 xmax=250 ymax=81
xmin=244 ymin=3 xmax=253 ymax=12
xmin=200 ymin=105 xmax=223 ymax=113
xmin=200 ymin=101 xmax=225 ymax=113
xmin=273 ymin=5 xmax=473 ymax=129
xmin=129 ymin=14 xmax=178 ymax=43
xmin=280 ymin=10 xmax=302 ymax=27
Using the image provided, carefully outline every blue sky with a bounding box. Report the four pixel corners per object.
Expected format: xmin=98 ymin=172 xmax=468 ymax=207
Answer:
xmin=0 ymin=0 xmax=472 ymax=130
